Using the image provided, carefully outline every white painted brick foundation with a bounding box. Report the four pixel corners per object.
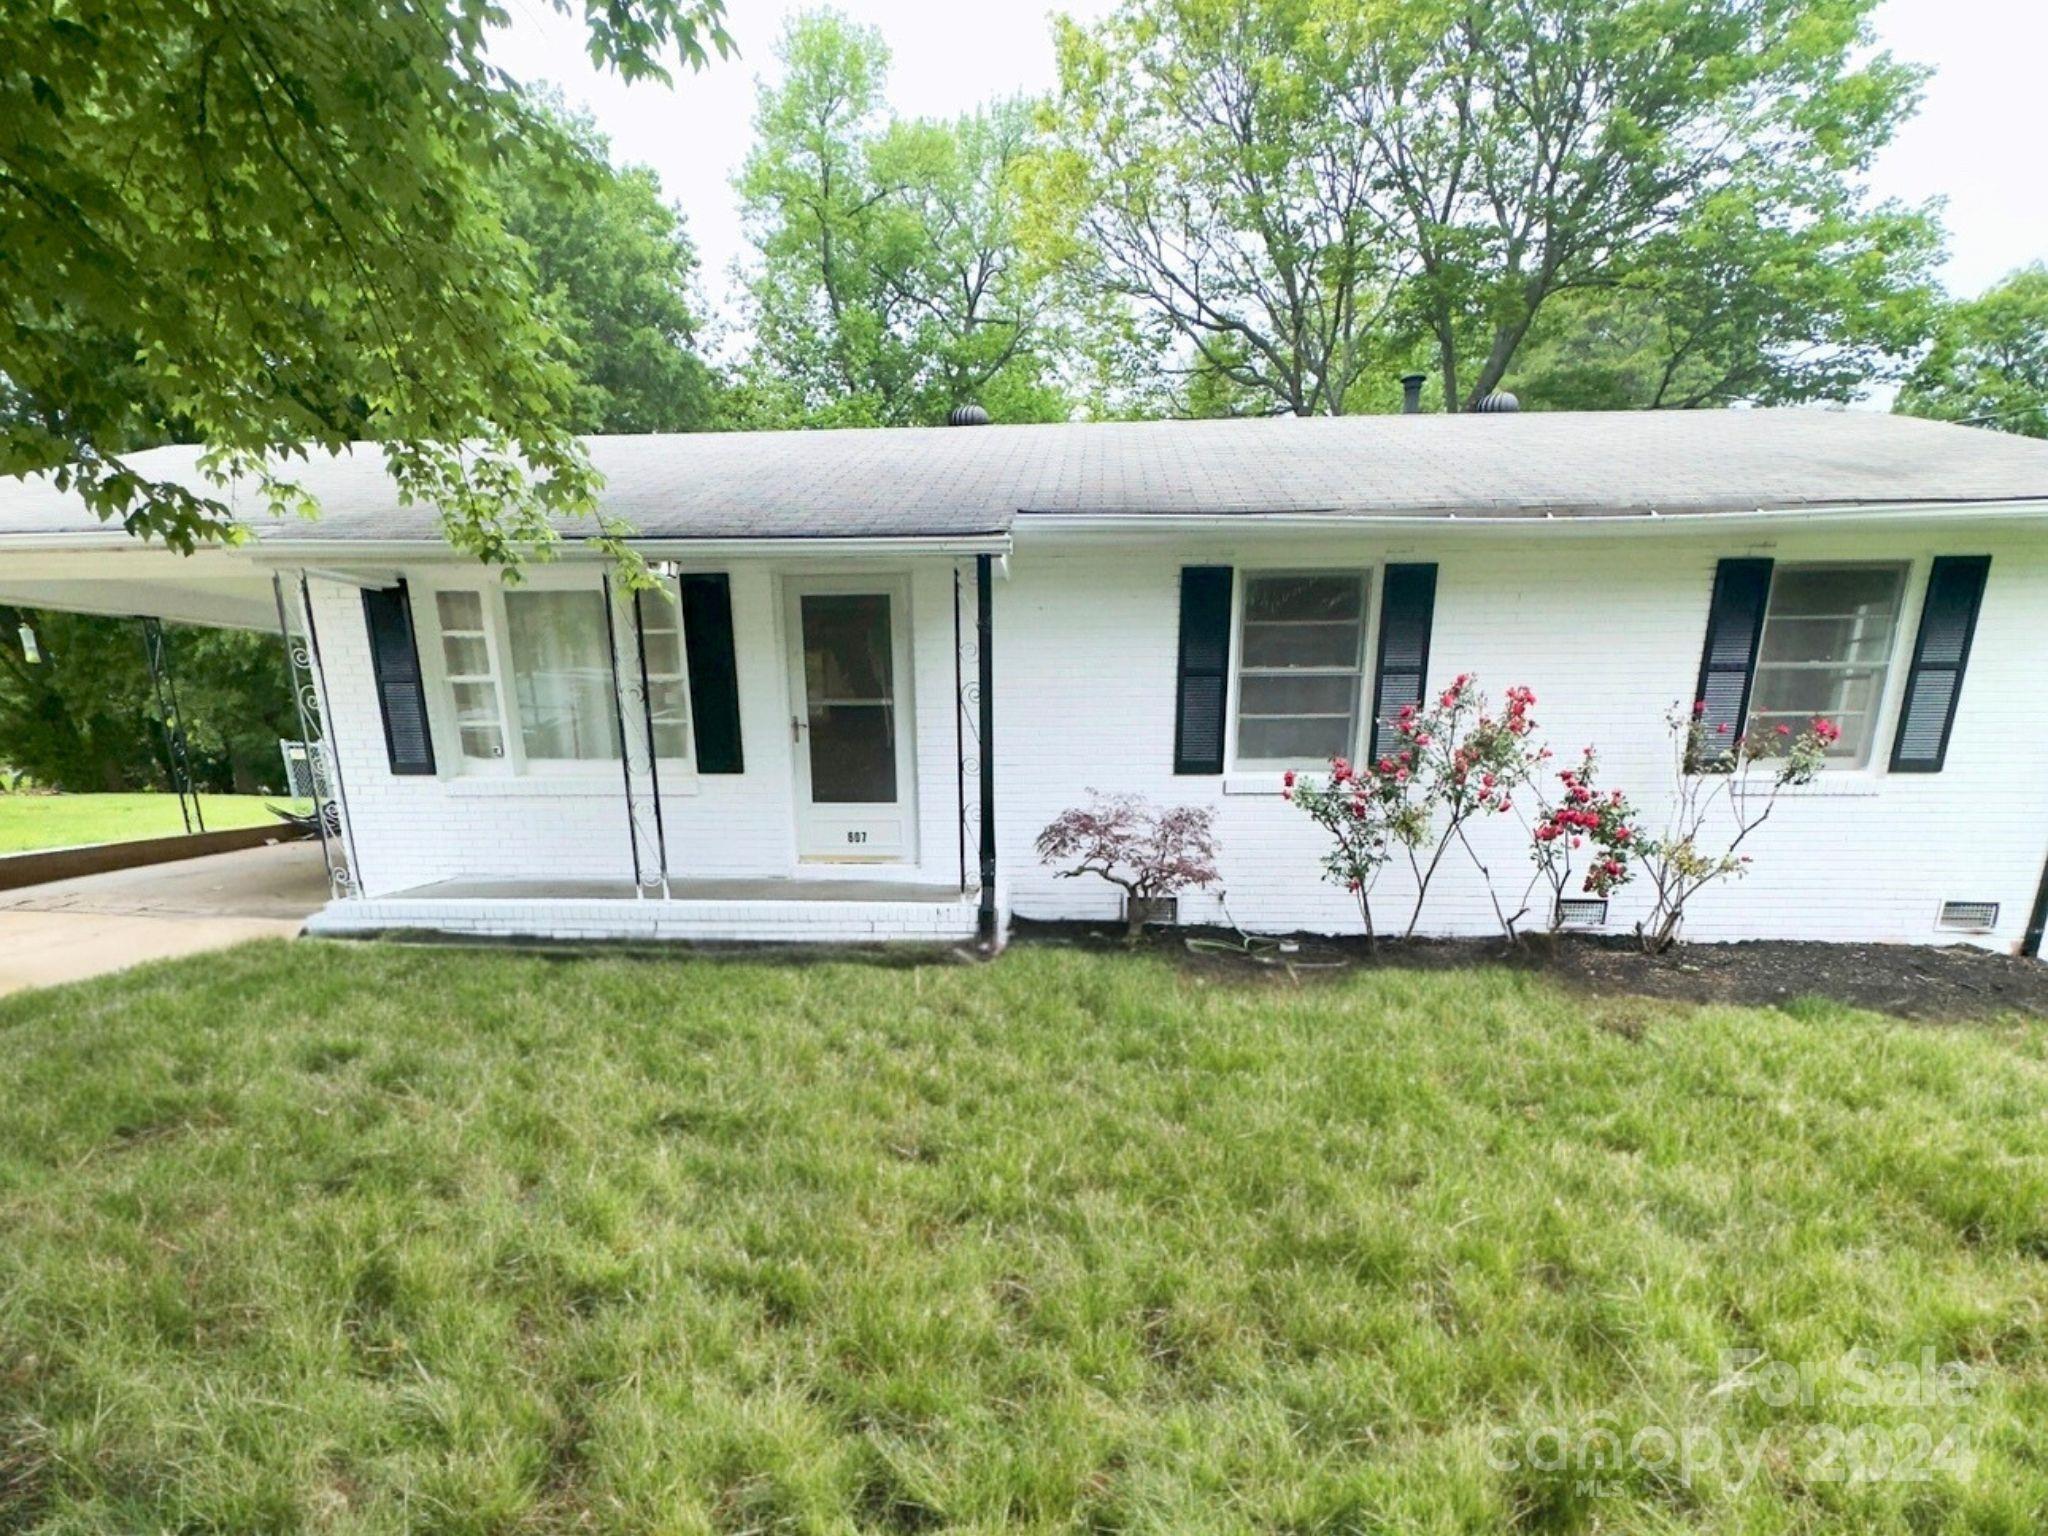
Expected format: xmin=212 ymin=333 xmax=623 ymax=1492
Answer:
xmin=305 ymin=893 xmax=984 ymax=944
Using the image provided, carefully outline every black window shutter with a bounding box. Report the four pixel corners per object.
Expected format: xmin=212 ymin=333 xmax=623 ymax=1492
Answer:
xmin=362 ymin=582 xmax=436 ymax=776
xmin=1368 ymin=564 xmax=1438 ymax=761
xmin=679 ymin=574 xmax=744 ymax=774
xmin=1174 ymin=566 xmax=1233 ymax=774
xmin=1692 ymin=558 xmax=1774 ymax=764
xmin=1890 ymin=555 xmax=1990 ymax=773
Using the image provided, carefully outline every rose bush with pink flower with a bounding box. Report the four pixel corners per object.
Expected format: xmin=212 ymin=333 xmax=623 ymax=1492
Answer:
xmin=1282 ymin=752 xmax=1425 ymax=948
xmin=1636 ymin=702 xmax=1837 ymax=952
xmin=1290 ymin=674 xmax=1551 ymax=943
xmin=1527 ymin=748 xmax=1641 ymax=929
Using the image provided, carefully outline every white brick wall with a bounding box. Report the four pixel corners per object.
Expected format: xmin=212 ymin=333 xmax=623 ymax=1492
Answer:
xmin=302 ymin=521 xmax=2047 ymax=951
xmin=994 ymin=523 xmax=2048 ymax=952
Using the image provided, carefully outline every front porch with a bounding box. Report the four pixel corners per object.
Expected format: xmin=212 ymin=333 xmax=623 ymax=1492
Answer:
xmin=0 ymin=532 xmax=1007 ymax=947
xmin=303 ymin=873 xmax=988 ymax=944
xmin=277 ymin=546 xmax=1003 ymax=945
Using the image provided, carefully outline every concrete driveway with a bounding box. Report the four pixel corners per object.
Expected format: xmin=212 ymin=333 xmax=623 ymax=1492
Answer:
xmin=0 ymin=840 xmax=330 ymax=996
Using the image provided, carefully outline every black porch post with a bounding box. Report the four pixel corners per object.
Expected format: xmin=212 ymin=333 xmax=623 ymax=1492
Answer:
xmin=2024 ymin=851 xmax=2048 ymax=959
xmin=976 ymin=553 xmax=997 ymax=947
xmin=598 ymin=573 xmax=646 ymax=896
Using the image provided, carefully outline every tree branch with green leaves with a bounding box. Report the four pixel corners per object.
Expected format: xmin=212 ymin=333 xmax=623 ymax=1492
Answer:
xmin=0 ymin=0 xmax=729 ymax=573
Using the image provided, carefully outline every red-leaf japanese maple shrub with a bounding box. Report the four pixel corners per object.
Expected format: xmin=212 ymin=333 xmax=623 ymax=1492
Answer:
xmin=1034 ymin=792 xmax=1221 ymax=940
xmin=1636 ymin=701 xmax=1838 ymax=952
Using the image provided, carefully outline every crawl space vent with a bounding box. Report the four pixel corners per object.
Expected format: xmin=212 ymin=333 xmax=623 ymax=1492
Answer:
xmin=1124 ymin=895 xmax=1179 ymax=929
xmin=1557 ymin=898 xmax=1608 ymax=929
xmin=1937 ymin=901 xmax=1998 ymax=933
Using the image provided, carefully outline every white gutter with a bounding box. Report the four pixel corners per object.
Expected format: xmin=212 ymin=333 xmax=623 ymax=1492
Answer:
xmin=1014 ymin=500 xmax=2048 ymax=534
xmin=0 ymin=530 xmax=203 ymax=550
xmin=0 ymin=528 xmax=1013 ymax=559
xmin=242 ymin=532 xmax=1014 ymax=564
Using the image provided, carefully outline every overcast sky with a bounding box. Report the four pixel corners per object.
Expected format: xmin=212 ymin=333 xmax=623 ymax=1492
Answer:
xmin=488 ymin=0 xmax=2046 ymax=320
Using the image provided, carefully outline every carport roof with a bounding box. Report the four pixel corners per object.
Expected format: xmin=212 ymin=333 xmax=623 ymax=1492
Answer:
xmin=2 ymin=409 xmax=2047 ymax=549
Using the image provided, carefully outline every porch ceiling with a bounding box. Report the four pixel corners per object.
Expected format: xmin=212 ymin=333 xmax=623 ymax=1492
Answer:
xmin=0 ymin=546 xmax=281 ymax=630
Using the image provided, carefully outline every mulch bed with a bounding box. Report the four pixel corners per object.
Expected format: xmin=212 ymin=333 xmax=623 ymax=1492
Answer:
xmin=1009 ymin=919 xmax=2048 ymax=1023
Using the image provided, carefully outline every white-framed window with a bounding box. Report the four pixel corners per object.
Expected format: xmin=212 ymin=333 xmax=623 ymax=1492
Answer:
xmin=503 ymin=589 xmax=622 ymax=766
xmin=433 ymin=589 xmax=508 ymax=765
xmin=1749 ymin=562 xmax=1908 ymax=768
xmin=1232 ymin=570 xmax=1370 ymax=768
xmin=421 ymin=579 xmax=697 ymax=776
xmin=635 ymin=590 xmax=695 ymax=763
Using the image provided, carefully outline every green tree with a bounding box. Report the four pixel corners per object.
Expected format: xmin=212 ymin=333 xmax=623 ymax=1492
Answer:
xmin=0 ymin=0 xmax=727 ymax=567
xmin=733 ymin=12 xmax=1069 ymax=427
xmin=1031 ymin=0 xmax=1403 ymax=417
xmin=0 ymin=611 xmax=296 ymax=794
xmin=1037 ymin=0 xmax=1936 ymax=415
xmin=1898 ymin=266 xmax=2048 ymax=438
xmin=1509 ymin=190 xmax=1942 ymax=409
xmin=1339 ymin=0 xmax=1931 ymax=409
xmin=497 ymin=98 xmax=717 ymax=435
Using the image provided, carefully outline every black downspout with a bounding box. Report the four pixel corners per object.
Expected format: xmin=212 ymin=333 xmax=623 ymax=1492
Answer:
xmin=976 ymin=553 xmax=997 ymax=948
xmin=2024 ymin=852 xmax=2048 ymax=959
xmin=954 ymin=568 xmax=967 ymax=894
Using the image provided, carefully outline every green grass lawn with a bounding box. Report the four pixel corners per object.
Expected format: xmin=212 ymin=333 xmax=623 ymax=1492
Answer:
xmin=0 ymin=792 xmax=298 ymax=854
xmin=1 ymin=943 xmax=2044 ymax=1533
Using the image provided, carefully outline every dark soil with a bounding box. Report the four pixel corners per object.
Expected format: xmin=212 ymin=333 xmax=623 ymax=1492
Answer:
xmin=1009 ymin=919 xmax=2048 ymax=1023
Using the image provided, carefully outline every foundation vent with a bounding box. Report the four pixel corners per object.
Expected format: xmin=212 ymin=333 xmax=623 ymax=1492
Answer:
xmin=1124 ymin=895 xmax=1179 ymax=929
xmin=1557 ymin=898 xmax=1609 ymax=929
xmin=1937 ymin=901 xmax=1999 ymax=933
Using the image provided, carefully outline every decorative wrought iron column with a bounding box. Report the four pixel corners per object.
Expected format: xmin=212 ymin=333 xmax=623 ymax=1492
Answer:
xmin=138 ymin=616 xmax=204 ymax=835
xmin=274 ymin=574 xmax=359 ymax=898
xmin=601 ymin=572 xmax=671 ymax=899
xmin=976 ymin=553 xmax=997 ymax=947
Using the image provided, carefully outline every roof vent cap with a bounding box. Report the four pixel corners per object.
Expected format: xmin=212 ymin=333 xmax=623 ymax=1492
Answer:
xmin=1475 ymin=391 xmax=1520 ymax=414
xmin=948 ymin=403 xmax=991 ymax=427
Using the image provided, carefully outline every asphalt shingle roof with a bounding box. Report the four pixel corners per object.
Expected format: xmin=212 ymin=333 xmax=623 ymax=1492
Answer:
xmin=4 ymin=409 xmax=2046 ymax=544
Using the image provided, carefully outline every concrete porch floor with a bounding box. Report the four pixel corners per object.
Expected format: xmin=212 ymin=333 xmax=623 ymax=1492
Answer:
xmin=0 ymin=840 xmax=330 ymax=996
xmin=307 ymin=870 xmax=989 ymax=944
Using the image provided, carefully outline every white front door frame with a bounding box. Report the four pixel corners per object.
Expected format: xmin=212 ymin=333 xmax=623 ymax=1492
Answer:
xmin=781 ymin=573 xmax=917 ymax=863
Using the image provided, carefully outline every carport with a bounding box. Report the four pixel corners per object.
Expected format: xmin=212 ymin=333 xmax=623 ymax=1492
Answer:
xmin=0 ymin=522 xmax=359 ymax=903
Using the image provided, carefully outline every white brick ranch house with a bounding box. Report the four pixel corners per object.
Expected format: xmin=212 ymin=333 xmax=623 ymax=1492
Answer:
xmin=3 ymin=409 xmax=2046 ymax=954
